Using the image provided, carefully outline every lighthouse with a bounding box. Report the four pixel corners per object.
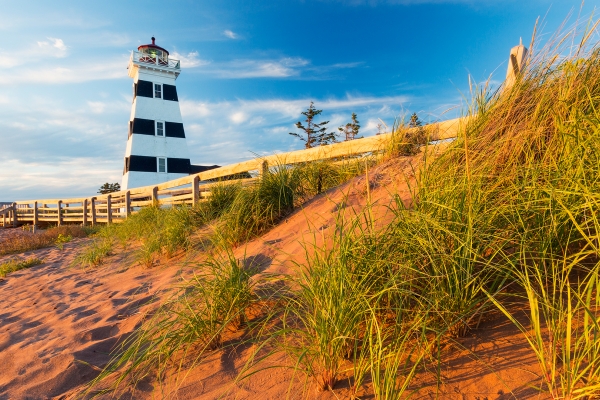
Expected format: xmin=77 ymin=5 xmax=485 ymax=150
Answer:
xmin=122 ymin=37 xmax=192 ymax=190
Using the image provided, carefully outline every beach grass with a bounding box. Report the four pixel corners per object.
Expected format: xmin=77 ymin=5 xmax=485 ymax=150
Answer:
xmin=83 ymin=15 xmax=600 ymax=398
xmin=85 ymin=243 xmax=258 ymax=396
xmin=0 ymin=257 xmax=43 ymax=278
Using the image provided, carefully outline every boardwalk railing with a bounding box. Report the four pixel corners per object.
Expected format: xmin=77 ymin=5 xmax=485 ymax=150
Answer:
xmin=0 ymin=117 xmax=464 ymax=228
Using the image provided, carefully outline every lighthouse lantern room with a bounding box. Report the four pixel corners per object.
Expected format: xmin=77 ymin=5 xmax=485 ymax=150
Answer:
xmin=122 ymin=37 xmax=191 ymax=190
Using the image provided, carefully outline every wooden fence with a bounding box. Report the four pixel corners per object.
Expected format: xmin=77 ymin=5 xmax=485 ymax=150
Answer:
xmin=0 ymin=117 xmax=464 ymax=228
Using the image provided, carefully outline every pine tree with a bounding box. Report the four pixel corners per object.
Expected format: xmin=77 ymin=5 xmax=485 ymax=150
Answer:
xmin=408 ymin=112 xmax=422 ymax=128
xmin=98 ymin=182 xmax=121 ymax=194
xmin=397 ymin=113 xmax=428 ymax=155
xmin=338 ymin=112 xmax=362 ymax=141
xmin=289 ymin=102 xmax=336 ymax=149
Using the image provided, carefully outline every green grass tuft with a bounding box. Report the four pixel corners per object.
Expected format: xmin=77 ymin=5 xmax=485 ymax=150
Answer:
xmin=0 ymin=257 xmax=43 ymax=278
xmin=85 ymin=244 xmax=257 ymax=395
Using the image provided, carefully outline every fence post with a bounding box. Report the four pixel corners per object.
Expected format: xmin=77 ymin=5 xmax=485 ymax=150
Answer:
xmin=107 ymin=195 xmax=112 ymax=225
xmin=12 ymin=203 xmax=18 ymax=227
xmin=13 ymin=203 xmax=19 ymax=228
xmin=260 ymin=160 xmax=269 ymax=177
xmin=83 ymin=199 xmax=88 ymax=226
xmin=151 ymin=186 xmax=158 ymax=206
xmin=33 ymin=201 xmax=38 ymax=228
xmin=125 ymin=191 xmax=131 ymax=218
xmin=57 ymin=200 xmax=63 ymax=226
xmin=91 ymin=197 xmax=97 ymax=226
xmin=192 ymin=176 xmax=200 ymax=206
xmin=505 ymin=39 xmax=528 ymax=91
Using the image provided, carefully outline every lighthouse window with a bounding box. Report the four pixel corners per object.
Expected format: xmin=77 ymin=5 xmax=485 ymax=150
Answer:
xmin=156 ymin=121 xmax=165 ymax=137
xmin=154 ymin=83 xmax=162 ymax=99
xmin=157 ymin=157 xmax=167 ymax=173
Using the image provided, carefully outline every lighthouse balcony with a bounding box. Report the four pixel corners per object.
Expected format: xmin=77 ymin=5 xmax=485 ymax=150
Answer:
xmin=130 ymin=50 xmax=180 ymax=70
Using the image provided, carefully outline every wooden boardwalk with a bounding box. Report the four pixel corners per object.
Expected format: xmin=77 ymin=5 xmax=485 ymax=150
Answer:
xmin=0 ymin=118 xmax=462 ymax=228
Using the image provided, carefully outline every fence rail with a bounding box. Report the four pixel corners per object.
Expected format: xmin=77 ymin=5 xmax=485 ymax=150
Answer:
xmin=0 ymin=117 xmax=463 ymax=228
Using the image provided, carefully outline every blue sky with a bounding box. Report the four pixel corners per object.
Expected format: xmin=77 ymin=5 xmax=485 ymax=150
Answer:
xmin=0 ymin=0 xmax=596 ymax=200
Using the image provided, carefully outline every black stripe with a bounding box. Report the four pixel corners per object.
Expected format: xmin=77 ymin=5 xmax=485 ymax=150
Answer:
xmin=190 ymin=164 xmax=220 ymax=174
xmin=136 ymin=80 xmax=153 ymax=98
xmin=165 ymin=122 xmax=185 ymax=138
xmin=167 ymin=158 xmax=191 ymax=174
xmin=128 ymin=155 xmax=157 ymax=172
xmin=132 ymin=118 xmax=155 ymax=135
xmin=163 ymin=84 xmax=178 ymax=101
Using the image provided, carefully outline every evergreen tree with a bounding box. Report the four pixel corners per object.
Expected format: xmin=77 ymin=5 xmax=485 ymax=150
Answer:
xmin=338 ymin=112 xmax=362 ymax=141
xmin=397 ymin=113 xmax=428 ymax=156
xmin=289 ymin=102 xmax=336 ymax=148
xmin=98 ymin=182 xmax=121 ymax=194
xmin=408 ymin=112 xmax=422 ymax=128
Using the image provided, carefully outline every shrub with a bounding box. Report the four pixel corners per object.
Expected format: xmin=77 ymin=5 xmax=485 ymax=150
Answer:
xmin=54 ymin=233 xmax=72 ymax=250
xmin=0 ymin=225 xmax=88 ymax=256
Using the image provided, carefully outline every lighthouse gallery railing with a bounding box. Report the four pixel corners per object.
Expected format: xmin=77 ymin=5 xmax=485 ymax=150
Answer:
xmin=131 ymin=51 xmax=180 ymax=69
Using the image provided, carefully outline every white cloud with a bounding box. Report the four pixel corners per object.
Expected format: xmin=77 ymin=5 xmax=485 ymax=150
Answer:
xmin=0 ymin=58 xmax=128 ymax=85
xmin=364 ymin=118 xmax=382 ymax=132
xmin=170 ymin=51 xmax=210 ymax=68
xmin=0 ymin=158 xmax=121 ymax=201
xmin=0 ymin=93 xmax=130 ymax=200
xmin=230 ymin=112 xmax=248 ymax=124
xmin=223 ymin=30 xmax=239 ymax=39
xmin=37 ymin=37 xmax=67 ymax=53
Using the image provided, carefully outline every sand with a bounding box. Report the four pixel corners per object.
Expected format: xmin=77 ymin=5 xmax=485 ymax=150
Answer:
xmin=0 ymin=156 xmax=546 ymax=399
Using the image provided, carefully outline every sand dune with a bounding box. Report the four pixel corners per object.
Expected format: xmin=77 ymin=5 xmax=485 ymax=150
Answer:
xmin=0 ymin=157 xmax=543 ymax=399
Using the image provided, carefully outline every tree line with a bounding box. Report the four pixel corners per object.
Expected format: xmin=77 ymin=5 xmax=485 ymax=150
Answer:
xmin=289 ymin=101 xmax=424 ymax=149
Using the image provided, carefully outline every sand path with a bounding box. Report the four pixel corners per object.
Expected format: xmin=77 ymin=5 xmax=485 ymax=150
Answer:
xmin=0 ymin=238 xmax=186 ymax=399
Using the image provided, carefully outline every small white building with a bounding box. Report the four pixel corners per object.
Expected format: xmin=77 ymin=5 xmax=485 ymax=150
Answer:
xmin=122 ymin=37 xmax=207 ymax=190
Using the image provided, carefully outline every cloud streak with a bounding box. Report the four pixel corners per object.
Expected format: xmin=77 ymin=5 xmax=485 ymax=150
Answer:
xmin=187 ymin=57 xmax=364 ymax=79
xmin=223 ymin=30 xmax=239 ymax=39
xmin=0 ymin=58 xmax=129 ymax=85
xmin=0 ymin=37 xmax=69 ymax=68
xmin=214 ymin=57 xmax=309 ymax=78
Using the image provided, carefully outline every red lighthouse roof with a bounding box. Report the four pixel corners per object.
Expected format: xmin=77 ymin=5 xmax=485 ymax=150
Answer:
xmin=137 ymin=37 xmax=169 ymax=56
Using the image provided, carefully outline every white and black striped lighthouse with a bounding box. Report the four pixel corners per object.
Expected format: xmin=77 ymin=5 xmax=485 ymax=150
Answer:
xmin=122 ymin=37 xmax=191 ymax=190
